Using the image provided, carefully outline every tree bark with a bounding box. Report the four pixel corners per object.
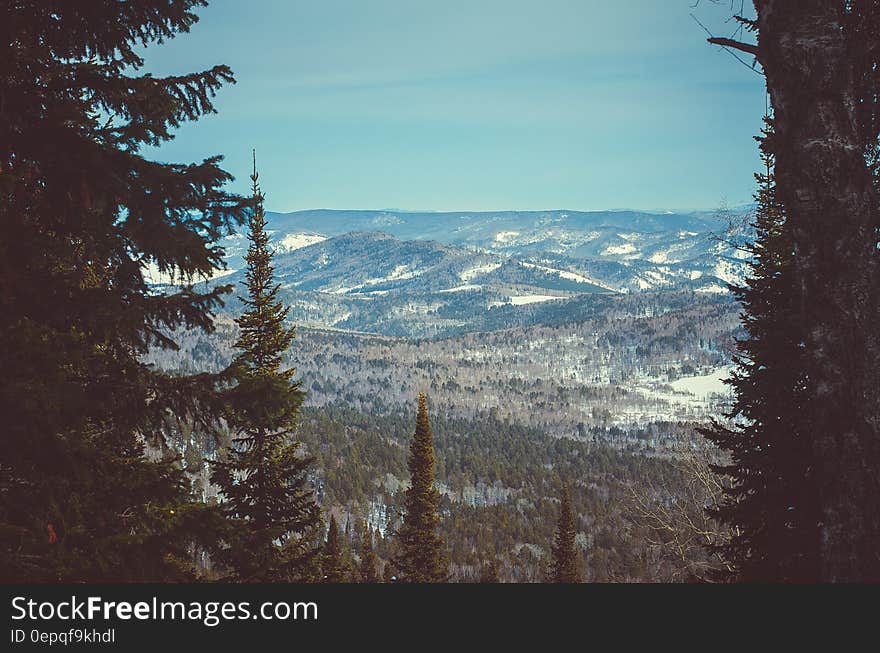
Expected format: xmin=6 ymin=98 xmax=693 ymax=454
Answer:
xmin=753 ymin=0 xmax=880 ymax=581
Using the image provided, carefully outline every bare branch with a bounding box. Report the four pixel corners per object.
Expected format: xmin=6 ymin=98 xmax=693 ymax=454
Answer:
xmin=691 ymin=12 xmax=763 ymax=76
xmin=625 ymin=440 xmax=735 ymax=581
xmin=707 ymin=36 xmax=759 ymax=56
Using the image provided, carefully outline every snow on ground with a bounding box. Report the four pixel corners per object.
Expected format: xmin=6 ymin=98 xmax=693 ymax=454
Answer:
xmin=459 ymin=261 xmax=502 ymax=282
xmin=143 ymin=262 xmax=237 ymax=285
xmin=519 ymin=261 xmax=620 ymax=293
xmin=647 ymin=241 xmax=690 ymax=264
xmin=276 ymin=232 xmax=326 ymax=253
xmin=713 ymin=257 xmax=744 ymax=285
xmin=615 ymin=367 xmax=734 ymax=426
xmin=636 ymin=269 xmax=669 ymax=290
xmin=602 ymin=243 xmax=637 ymax=256
xmin=494 ymin=231 xmax=521 ymax=243
xmin=329 ymin=264 xmax=427 ymax=295
xmin=386 ymin=263 xmax=419 ymax=281
xmin=509 ymin=295 xmax=565 ymax=306
xmin=438 ymin=284 xmax=482 ymax=293
xmin=669 ymin=367 xmax=731 ymax=398
xmin=696 ymin=283 xmax=729 ymax=294
xmin=208 ymin=268 xmax=238 ymax=280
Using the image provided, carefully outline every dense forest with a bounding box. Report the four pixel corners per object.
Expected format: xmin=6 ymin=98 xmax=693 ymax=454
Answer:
xmin=173 ymin=403 xmax=711 ymax=582
xmin=147 ymin=290 xmax=740 ymax=440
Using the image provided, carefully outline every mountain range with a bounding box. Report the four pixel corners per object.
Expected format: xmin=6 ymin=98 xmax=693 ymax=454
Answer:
xmin=203 ymin=208 xmax=752 ymax=338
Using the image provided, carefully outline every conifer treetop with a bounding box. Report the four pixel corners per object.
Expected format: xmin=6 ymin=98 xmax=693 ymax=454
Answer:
xmin=393 ymin=393 xmax=448 ymax=583
xmin=208 ymin=155 xmax=320 ymax=582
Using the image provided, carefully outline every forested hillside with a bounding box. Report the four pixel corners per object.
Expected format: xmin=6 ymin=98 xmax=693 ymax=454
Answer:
xmin=147 ymin=289 xmax=740 ymax=438
xmin=173 ymin=403 xmax=707 ymax=582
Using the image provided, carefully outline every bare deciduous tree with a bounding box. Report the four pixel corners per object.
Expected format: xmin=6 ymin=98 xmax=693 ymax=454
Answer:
xmin=627 ymin=442 xmax=736 ymax=582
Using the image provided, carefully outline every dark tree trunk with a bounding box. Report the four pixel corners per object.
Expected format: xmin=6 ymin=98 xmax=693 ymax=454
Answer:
xmin=753 ymin=0 xmax=880 ymax=581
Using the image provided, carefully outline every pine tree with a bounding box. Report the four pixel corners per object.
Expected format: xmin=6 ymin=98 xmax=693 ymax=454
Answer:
xmin=358 ymin=519 xmax=380 ymax=583
xmin=700 ymin=121 xmax=820 ymax=581
xmin=549 ymin=484 xmax=581 ymax=583
xmin=746 ymin=0 xmax=880 ymax=582
xmin=210 ymin=155 xmax=321 ymax=582
xmin=321 ymin=514 xmax=347 ymax=583
xmin=0 ymin=0 xmax=247 ymax=582
xmin=392 ymin=393 xmax=448 ymax=583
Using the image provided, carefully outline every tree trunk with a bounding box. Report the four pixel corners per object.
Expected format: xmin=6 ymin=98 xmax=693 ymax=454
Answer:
xmin=753 ymin=0 xmax=880 ymax=581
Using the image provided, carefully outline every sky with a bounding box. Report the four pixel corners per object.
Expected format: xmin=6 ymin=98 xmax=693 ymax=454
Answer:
xmin=143 ymin=0 xmax=765 ymax=213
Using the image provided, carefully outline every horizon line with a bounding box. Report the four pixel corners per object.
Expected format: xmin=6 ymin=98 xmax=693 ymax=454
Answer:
xmin=263 ymin=204 xmax=756 ymax=216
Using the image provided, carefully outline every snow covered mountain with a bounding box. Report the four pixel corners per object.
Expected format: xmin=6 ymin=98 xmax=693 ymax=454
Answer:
xmin=267 ymin=231 xmax=611 ymax=296
xmin=260 ymin=208 xmax=724 ymax=246
xmin=216 ymin=207 xmax=752 ymax=293
xmin=150 ymin=208 xmax=750 ymax=420
xmin=204 ymin=206 xmax=752 ymax=338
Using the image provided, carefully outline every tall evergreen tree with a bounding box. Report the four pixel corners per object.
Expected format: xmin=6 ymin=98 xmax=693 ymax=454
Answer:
xmin=0 ymin=0 xmax=247 ymax=582
xmin=549 ymin=484 xmax=581 ymax=583
xmin=738 ymin=0 xmax=880 ymax=582
xmin=701 ymin=122 xmax=821 ymax=581
xmin=209 ymin=155 xmax=321 ymax=582
xmin=358 ymin=519 xmax=380 ymax=583
xmin=392 ymin=393 xmax=448 ymax=583
xmin=321 ymin=514 xmax=347 ymax=582
xmin=699 ymin=1 xmax=880 ymax=583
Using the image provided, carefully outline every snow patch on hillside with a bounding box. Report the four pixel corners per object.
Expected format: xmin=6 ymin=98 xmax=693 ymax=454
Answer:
xmin=603 ymin=243 xmax=637 ymax=256
xmin=669 ymin=368 xmax=731 ymax=398
xmin=520 ymin=261 xmax=619 ymax=293
xmin=276 ymin=232 xmax=326 ymax=253
xmin=494 ymin=231 xmax=521 ymax=243
xmin=509 ymin=295 xmax=565 ymax=306
xmin=459 ymin=261 xmax=502 ymax=282
xmin=144 ymin=262 xmax=236 ymax=285
xmin=696 ymin=284 xmax=729 ymax=294
xmin=387 ymin=264 xmax=417 ymax=281
xmin=713 ymin=258 xmax=744 ymax=285
xmin=438 ymin=284 xmax=482 ymax=293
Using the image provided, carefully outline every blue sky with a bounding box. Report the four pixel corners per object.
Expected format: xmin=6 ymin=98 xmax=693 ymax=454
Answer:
xmin=144 ymin=0 xmax=765 ymax=213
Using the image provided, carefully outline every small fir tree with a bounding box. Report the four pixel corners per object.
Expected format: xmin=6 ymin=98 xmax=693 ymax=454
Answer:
xmin=210 ymin=155 xmax=321 ymax=582
xmin=392 ymin=393 xmax=448 ymax=583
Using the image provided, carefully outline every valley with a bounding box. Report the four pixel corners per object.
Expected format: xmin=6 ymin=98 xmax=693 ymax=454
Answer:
xmin=152 ymin=207 xmax=749 ymax=444
xmin=145 ymin=206 xmax=748 ymax=580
